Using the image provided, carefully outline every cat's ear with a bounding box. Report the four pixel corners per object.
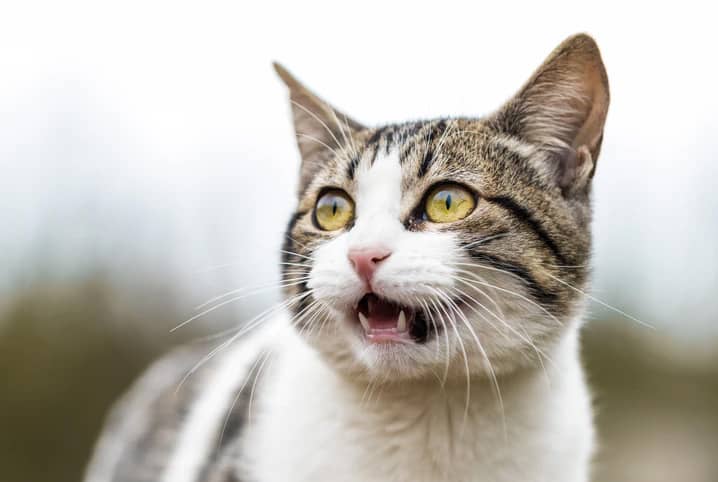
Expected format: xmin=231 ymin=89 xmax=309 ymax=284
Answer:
xmin=489 ymin=34 xmax=609 ymax=195
xmin=273 ymin=63 xmax=364 ymax=183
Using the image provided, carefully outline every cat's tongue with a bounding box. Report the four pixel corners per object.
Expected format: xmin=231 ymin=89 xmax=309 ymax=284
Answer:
xmin=357 ymin=294 xmax=413 ymax=343
xmin=367 ymin=295 xmax=401 ymax=328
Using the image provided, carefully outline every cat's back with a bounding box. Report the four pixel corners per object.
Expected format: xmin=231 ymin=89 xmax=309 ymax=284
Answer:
xmin=84 ymin=323 xmax=274 ymax=482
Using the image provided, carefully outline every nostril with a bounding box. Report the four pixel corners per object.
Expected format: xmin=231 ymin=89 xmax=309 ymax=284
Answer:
xmin=371 ymin=252 xmax=391 ymax=265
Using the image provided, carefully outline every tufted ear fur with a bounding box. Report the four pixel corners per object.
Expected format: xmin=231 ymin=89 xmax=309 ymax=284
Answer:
xmin=274 ymin=63 xmax=365 ymax=190
xmin=489 ymin=34 xmax=610 ymax=196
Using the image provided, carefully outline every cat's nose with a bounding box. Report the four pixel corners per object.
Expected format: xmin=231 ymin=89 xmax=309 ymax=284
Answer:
xmin=348 ymin=247 xmax=392 ymax=285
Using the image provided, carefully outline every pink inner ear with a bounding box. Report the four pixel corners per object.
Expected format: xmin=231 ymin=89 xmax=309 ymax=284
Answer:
xmin=559 ymin=145 xmax=594 ymax=195
xmin=558 ymin=147 xmax=580 ymax=189
xmin=571 ymin=63 xmax=610 ymax=158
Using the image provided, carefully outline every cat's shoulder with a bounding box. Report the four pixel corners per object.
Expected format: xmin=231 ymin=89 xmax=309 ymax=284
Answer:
xmin=83 ymin=342 xmax=214 ymax=482
xmin=84 ymin=320 xmax=279 ymax=482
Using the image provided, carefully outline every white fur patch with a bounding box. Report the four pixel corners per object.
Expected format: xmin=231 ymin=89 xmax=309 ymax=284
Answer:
xmin=160 ymin=330 xmax=269 ymax=482
xmin=246 ymin=322 xmax=594 ymax=482
xmin=350 ymin=148 xmax=405 ymax=248
xmin=307 ymin=149 xmax=462 ymax=376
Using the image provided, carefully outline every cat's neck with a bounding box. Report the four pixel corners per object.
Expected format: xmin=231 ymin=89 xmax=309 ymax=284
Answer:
xmin=244 ymin=317 xmax=594 ymax=482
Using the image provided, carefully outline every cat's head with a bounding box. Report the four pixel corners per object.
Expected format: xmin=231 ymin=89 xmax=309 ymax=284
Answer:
xmin=276 ymin=34 xmax=609 ymax=383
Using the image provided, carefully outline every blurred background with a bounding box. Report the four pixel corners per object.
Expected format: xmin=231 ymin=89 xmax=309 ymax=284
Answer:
xmin=1 ymin=1 xmax=716 ymax=481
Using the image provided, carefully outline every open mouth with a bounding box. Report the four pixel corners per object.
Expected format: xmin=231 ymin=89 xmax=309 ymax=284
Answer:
xmin=355 ymin=293 xmax=429 ymax=344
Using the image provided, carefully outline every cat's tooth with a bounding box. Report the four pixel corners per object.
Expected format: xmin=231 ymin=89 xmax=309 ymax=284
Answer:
xmin=358 ymin=312 xmax=370 ymax=331
xmin=397 ymin=310 xmax=407 ymax=332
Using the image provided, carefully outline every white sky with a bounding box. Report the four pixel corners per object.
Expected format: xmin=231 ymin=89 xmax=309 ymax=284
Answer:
xmin=1 ymin=1 xmax=716 ymax=337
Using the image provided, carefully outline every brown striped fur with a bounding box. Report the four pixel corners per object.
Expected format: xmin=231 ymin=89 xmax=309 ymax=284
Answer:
xmin=277 ymin=34 xmax=608 ymax=369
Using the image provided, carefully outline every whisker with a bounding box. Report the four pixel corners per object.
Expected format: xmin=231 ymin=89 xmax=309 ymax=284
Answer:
xmin=449 ymin=285 xmax=512 ymax=342
xmin=453 ymin=261 xmax=538 ymax=290
xmin=419 ymin=296 xmax=451 ymax=385
xmin=279 ymin=249 xmax=315 ymax=261
xmin=432 ymin=287 xmax=506 ymax=440
xmin=328 ymin=108 xmax=358 ymax=159
xmin=291 ymin=100 xmax=351 ymax=160
xmin=433 ymin=121 xmax=456 ymax=161
xmin=278 ymin=260 xmax=313 ymax=269
xmin=247 ymin=348 xmax=275 ymax=427
xmin=361 ymin=372 xmax=379 ymax=406
xmin=298 ymin=302 xmax=330 ymax=340
xmin=428 ymin=292 xmax=471 ymax=432
xmin=454 ymin=268 xmax=563 ymax=327
xmin=453 ymin=269 xmax=507 ymax=320
xmin=412 ymin=295 xmax=442 ymax=361
xmin=189 ymin=325 xmax=250 ymax=344
xmin=546 ymin=263 xmax=589 ymax=269
xmin=312 ymin=310 xmax=333 ymax=340
xmin=340 ymin=112 xmax=360 ymax=158
xmin=461 ymin=232 xmax=511 ymax=250
xmin=544 ymin=273 xmax=654 ymax=329
xmin=216 ymin=344 xmax=271 ymax=446
xmin=175 ymin=291 xmax=314 ymax=392
xmin=283 ymin=235 xmax=314 ymax=252
xmin=296 ymin=133 xmax=343 ymax=159
xmin=243 ymin=298 xmax=328 ymax=434
xmin=450 ymin=284 xmax=555 ymax=377
xmin=194 ymin=276 xmax=310 ymax=312
xmin=177 ymin=279 xmax=311 ymax=332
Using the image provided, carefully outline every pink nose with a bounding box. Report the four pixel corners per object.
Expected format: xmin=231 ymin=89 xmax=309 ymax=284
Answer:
xmin=348 ymin=247 xmax=392 ymax=284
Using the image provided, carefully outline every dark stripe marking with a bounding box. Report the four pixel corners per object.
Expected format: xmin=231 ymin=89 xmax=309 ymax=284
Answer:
xmin=196 ymin=352 xmax=267 ymax=482
xmin=483 ymin=196 xmax=569 ymax=266
xmin=403 ymin=121 xmax=426 ymax=138
xmin=465 ymin=250 xmax=557 ymax=306
xmin=398 ymin=142 xmax=415 ymax=165
xmin=346 ymin=154 xmax=361 ymax=180
xmin=366 ymin=127 xmax=385 ymax=146
xmin=418 ymin=120 xmax=446 ymax=177
xmin=383 ymin=129 xmax=395 ymax=153
xmin=281 ymin=210 xmax=307 ymax=265
xmin=366 ymin=127 xmax=389 ymax=166
xmin=418 ymin=144 xmax=434 ymax=178
xmin=281 ymin=209 xmax=315 ymax=319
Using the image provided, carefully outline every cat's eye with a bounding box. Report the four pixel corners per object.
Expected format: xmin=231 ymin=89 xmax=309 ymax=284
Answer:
xmin=424 ymin=184 xmax=476 ymax=223
xmin=314 ymin=189 xmax=355 ymax=231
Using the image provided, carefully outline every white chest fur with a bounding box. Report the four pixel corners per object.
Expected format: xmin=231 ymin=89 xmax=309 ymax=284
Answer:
xmin=243 ymin=317 xmax=594 ymax=482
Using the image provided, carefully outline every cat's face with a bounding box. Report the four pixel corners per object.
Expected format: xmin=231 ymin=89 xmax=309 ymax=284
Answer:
xmin=276 ymin=34 xmax=609 ymax=383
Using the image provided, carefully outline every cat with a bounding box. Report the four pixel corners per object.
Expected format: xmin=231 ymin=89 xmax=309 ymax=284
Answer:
xmin=85 ymin=33 xmax=609 ymax=482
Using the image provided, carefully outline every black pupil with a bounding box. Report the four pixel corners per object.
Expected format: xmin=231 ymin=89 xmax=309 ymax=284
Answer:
xmin=332 ymin=199 xmax=338 ymax=216
xmin=445 ymin=193 xmax=452 ymax=210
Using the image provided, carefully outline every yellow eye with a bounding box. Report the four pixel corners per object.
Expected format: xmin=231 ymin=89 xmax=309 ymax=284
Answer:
xmin=424 ymin=184 xmax=476 ymax=223
xmin=315 ymin=189 xmax=355 ymax=231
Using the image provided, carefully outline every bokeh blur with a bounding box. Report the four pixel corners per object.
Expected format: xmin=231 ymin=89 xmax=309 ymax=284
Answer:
xmin=1 ymin=2 xmax=716 ymax=481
